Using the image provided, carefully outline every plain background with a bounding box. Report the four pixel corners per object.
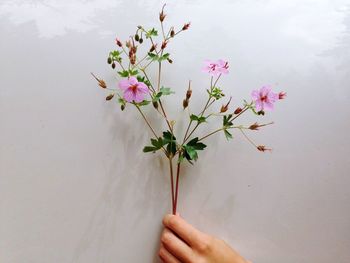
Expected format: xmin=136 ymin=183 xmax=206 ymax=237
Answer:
xmin=1 ymin=0 xmax=350 ymax=262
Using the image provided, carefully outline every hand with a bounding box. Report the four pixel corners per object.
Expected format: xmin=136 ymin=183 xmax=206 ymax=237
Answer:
xmin=158 ymin=214 xmax=249 ymax=263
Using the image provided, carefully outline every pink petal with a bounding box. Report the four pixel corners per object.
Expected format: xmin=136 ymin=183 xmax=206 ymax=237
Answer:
xmin=133 ymin=91 xmax=145 ymax=103
xmin=268 ymin=91 xmax=279 ymax=102
xmin=137 ymin=82 xmax=149 ymax=93
xmin=128 ymin=76 xmax=138 ymax=85
xmin=264 ymin=101 xmax=274 ymax=111
xmin=251 ymin=90 xmax=259 ymax=100
xmin=119 ymin=78 xmax=131 ymax=91
xmin=255 ymin=101 xmax=263 ymax=111
xmin=123 ymin=89 xmax=135 ymax=102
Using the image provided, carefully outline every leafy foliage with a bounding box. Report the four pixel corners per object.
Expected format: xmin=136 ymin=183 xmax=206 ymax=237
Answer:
xmin=182 ymin=137 xmax=207 ymax=164
xmin=143 ymin=130 xmax=177 ymax=156
xmin=109 ymin=50 xmax=122 ymax=63
xmin=147 ymin=52 xmax=171 ymax=62
xmin=145 ymin=28 xmax=158 ymax=38
xmin=136 ymin=76 xmax=151 ymax=87
xmin=223 ymin=114 xmax=233 ymax=140
xmin=117 ymin=69 xmax=139 ymax=78
xmin=208 ymin=87 xmax=225 ymax=100
xmin=153 ymin=87 xmax=175 ymax=102
xmin=190 ymin=114 xmax=206 ymax=124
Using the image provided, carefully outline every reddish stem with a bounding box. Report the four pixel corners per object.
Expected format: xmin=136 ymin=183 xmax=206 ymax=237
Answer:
xmin=173 ymin=160 xmax=181 ymax=215
xmin=169 ymin=157 xmax=175 ymax=214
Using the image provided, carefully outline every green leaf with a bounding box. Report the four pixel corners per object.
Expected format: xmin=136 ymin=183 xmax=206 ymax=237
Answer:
xmin=153 ymin=87 xmax=174 ymax=102
xmin=137 ymin=100 xmax=151 ymax=106
xmin=145 ymin=28 xmax=158 ymax=38
xmin=143 ymin=146 xmax=158 ymax=153
xmin=223 ymin=114 xmax=233 ymax=127
xmin=159 ymin=53 xmax=170 ymax=62
xmin=183 ymin=145 xmax=198 ymax=161
xmin=151 ymin=137 xmax=164 ymax=148
xmin=147 ymin=52 xmax=159 ymax=61
xmin=136 ymin=76 xmax=151 ymax=87
xmin=208 ymin=87 xmax=225 ymax=100
xmin=182 ymin=137 xmax=207 ymax=163
xmin=224 ymin=129 xmax=233 ymax=140
xmin=187 ymin=137 xmax=207 ymax=150
xmin=129 ymin=69 xmax=138 ymax=76
xmin=118 ymin=70 xmax=129 ymax=77
xmin=160 ymin=86 xmax=174 ymax=95
xmin=143 ymin=136 xmax=164 ymax=153
xmin=162 ymin=131 xmax=177 ymax=156
xmin=190 ymin=114 xmax=206 ymax=124
xmin=110 ymin=50 xmax=122 ymax=63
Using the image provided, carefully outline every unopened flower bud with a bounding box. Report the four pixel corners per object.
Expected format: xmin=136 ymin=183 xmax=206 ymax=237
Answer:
xmin=234 ymin=107 xmax=242 ymax=114
xmin=125 ymin=40 xmax=131 ymax=48
xmin=183 ymin=99 xmax=189 ymax=109
xmin=106 ymin=94 xmax=114 ymax=101
xmin=134 ymin=34 xmax=140 ymax=41
xmin=137 ymin=25 xmax=142 ymax=29
xmin=159 ymin=12 xmax=166 ymax=22
xmin=107 ymin=57 xmax=112 ymax=64
xmin=220 ymin=96 xmax=232 ymax=113
xmin=161 ymin=41 xmax=168 ymax=50
xmin=170 ymin=29 xmax=175 ymax=37
xmin=257 ymin=110 xmax=265 ymax=116
xmin=167 ymin=58 xmax=173 ymax=64
xmin=159 ymin=4 xmax=166 ymax=22
xmin=278 ymin=91 xmax=287 ymax=100
xmin=186 ymin=89 xmax=192 ymax=100
xmin=149 ymin=44 xmax=157 ymax=52
xmin=115 ymin=38 xmax=122 ymax=47
xmin=182 ymin=22 xmax=190 ymax=31
xmin=152 ymin=100 xmax=159 ymax=109
xmin=257 ymin=145 xmax=271 ymax=152
xmin=139 ymin=38 xmax=143 ymax=44
xmin=111 ymin=62 xmax=116 ymax=69
xmin=121 ymin=104 xmax=125 ymax=111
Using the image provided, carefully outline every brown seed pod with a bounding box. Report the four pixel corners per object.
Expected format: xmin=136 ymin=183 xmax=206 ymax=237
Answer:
xmin=183 ymin=99 xmax=189 ymax=109
xmin=106 ymin=94 xmax=115 ymax=101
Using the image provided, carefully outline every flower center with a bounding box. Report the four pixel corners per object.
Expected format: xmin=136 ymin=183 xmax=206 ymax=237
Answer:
xmin=130 ymin=84 xmax=138 ymax=93
xmin=210 ymin=63 xmax=217 ymax=71
xmin=260 ymin=95 xmax=268 ymax=102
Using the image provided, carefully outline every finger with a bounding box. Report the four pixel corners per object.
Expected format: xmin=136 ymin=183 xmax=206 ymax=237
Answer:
xmin=158 ymin=244 xmax=181 ymax=263
xmin=161 ymin=228 xmax=195 ymax=263
xmin=163 ymin=214 xmax=204 ymax=247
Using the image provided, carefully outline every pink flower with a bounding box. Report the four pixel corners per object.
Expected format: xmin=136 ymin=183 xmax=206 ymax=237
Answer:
xmin=202 ymin=59 xmax=229 ymax=76
xmin=251 ymin=86 xmax=279 ymax=111
xmin=118 ymin=77 xmax=148 ymax=103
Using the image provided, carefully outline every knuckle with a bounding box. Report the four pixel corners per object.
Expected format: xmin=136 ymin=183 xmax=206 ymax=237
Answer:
xmin=161 ymin=231 xmax=172 ymax=245
xmin=168 ymin=216 xmax=179 ymax=229
xmin=197 ymin=235 xmax=214 ymax=254
xmin=158 ymin=247 xmax=165 ymax=259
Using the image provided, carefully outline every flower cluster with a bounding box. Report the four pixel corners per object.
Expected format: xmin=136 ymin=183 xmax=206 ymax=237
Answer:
xmin=92 ymin=5 xmax=286 ymax=215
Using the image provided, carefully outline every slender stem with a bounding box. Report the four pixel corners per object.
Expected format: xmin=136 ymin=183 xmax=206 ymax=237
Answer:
xmin=135 ymin=105 xmax=158 ymax=138
xmin=168 ymin=157 xmax=175 ymax=214
xmin=198 ymin=128 xmax=224 ymax=141
xmin=239 ymin=128 xmax=258 ymax=148
xmin=173 ymin=158 xmax=181 ymax=215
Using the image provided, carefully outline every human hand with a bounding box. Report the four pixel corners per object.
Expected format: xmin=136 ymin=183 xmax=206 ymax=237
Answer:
xmin=158 ymin=214 xmax=249 ymax=263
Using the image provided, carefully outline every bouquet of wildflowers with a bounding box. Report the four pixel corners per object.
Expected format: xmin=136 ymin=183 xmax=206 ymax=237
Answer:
xmin=92 ymin=5 xmax=286 ymax=215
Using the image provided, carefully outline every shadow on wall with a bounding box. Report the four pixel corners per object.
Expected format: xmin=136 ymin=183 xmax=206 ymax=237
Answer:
xmin=72 ymin=103 xmax=170 ymax=262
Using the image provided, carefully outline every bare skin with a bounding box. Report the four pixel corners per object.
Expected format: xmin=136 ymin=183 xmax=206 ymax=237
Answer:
xmin=159 ymin=214 xmax=249 ymax=263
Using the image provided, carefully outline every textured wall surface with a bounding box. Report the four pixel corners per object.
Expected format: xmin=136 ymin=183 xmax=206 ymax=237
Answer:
xmin=1 ymin=0 xmax=350 ymax=262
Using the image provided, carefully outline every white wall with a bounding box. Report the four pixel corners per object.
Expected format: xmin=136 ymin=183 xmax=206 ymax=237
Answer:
xmin=1 ymin=0 xmax=349 ymax=262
